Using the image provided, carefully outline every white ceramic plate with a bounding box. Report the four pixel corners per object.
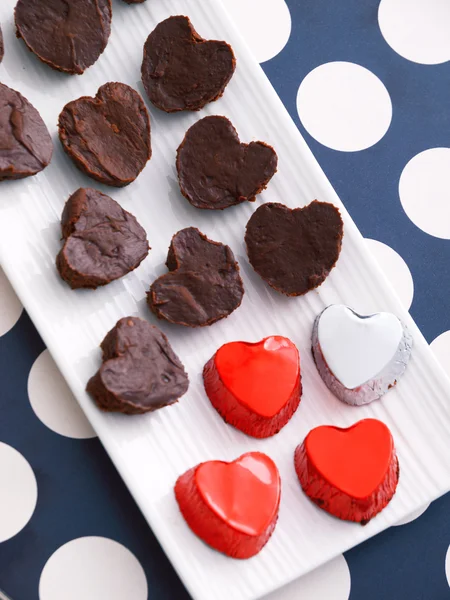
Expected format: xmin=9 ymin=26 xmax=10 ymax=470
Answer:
xmin=1 ymin=1 xmax=450 ymax=599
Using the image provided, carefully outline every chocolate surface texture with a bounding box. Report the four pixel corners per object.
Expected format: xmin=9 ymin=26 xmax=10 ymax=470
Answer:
xmin=148 ymin=227 xmax=244 ymax=327
xmin=245 ymin=201 xmax=344 ymax=296
xmin=0 ymin=82 xmax=53 ymax=181
xmin=177 ymin=116 xmax=278 ymax=210
xmin=87 ymin=317 xmax=189 ymax=414
xmin=56 ymin=188 xmax=149 ymax=289
xmin=15 ymin=0 xmax=112 ymax=74
xmin=58 ymin=82 xmax=151 ymax=187
xmin=142 ymin=15 xmax=236 ymax=112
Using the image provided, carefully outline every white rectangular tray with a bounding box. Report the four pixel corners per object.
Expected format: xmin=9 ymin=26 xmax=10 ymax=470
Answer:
xmin=2 ymin=1 xmax=450 ymax=599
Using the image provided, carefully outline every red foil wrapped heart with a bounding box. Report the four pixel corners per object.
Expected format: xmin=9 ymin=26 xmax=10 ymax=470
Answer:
xmin=175 ymin=452 xmax=280 ymax=558
xmin=295 ymin=418 xmax=399 ymax=524
xmin=203 ymin=336 xmax=301 ymax=438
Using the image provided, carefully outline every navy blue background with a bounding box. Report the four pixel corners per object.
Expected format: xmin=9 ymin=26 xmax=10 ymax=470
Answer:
xmin=1 ymin=0 xmax=450 ymax=598
xmin=265 ymin=0 xmax=450 ymax=344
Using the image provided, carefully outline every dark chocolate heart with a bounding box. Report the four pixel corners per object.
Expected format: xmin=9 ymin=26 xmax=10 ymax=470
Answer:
xmin=0 ymin=82 xmax=53 ymax=181
xmin=56 ymin=188 xmax=149 ymax=289
xmin=87 ymin=317 xmax=189 ymax=414
xmin=148 ymin=227 xmax=244 ymax=327
xmin=245 ymin=201 xmax=344 ymax=296
xmin=15 ymin=0 xmax=112 ymax=75
xmin=177 ymin=116 xmax=278 ymax=210
xmin=141 ymin=15 xmax=236 ymax=112
xmin=58 ymin=82 xmax=151 ymax=187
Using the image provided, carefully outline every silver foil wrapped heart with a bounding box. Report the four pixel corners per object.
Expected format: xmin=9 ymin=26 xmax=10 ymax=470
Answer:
xmin=312 ymin=305 xmax=413 ymax=406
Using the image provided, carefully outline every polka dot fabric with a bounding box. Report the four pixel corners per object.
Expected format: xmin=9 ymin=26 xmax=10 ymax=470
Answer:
xmin=1 ymin=1 xmax=450 ymax=599
xmin=297 ymin=62 xmax=392 ymax=151
xmin=39 ymin=537 xmax=148 ymax=600
xmin=28 ymin=350 xmax=96 ymax=440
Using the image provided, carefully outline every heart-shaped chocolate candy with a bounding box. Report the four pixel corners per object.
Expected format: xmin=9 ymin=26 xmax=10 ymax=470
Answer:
xmin=177 ymin=116 xmax=278 ymax=209
xmin=204 ymin=336 xmax=301 ymax=437
xmin=295 ymin=419 xmax=399 ymax=523
xmin=15 ymin=0 xmax=112 ymax=74
xmin=175 ymin=452 xmax=280 ymax=558
xmin=56 ymin=188 xmax=149 ymax=289
xmin=87 ymin=317 xmax=189 ymax=414
xmin=148 ymin=227 xmax=244 ymax=327
xmin=141 ymin=16 xmax=236 ymax=112
xmin=245 ymin=201 xmax=344 ymax=296
xmin=312 ymin=305 xmax=413 ymax=405
xmin=58 ymin=82 xmax=151 ymax=187
xmin=0 ymin=82 xmax=53 ymax=181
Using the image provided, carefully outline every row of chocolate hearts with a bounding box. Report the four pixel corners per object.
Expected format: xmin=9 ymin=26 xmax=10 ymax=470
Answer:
xmin=3 ymin=82 xmax=277 ymax=202
xmin=175 ymin=418 xmax=399 ymax=559
xmin=87 ymin=308 xmax=412 ymax=417
xmin=13 ymin=10 xmax=235 ymax=109
xmin=6 ymin=12 xmax=269 ymax=200
xmin=12 ymin=10 xmax=236 ymax=109
xmin=6 ymin=12 xmax=274 ymax=202
xmin=59 ymin=86 xmax=279 ymax=202
xmin=57 ymin=190 xmax=344 ymax=326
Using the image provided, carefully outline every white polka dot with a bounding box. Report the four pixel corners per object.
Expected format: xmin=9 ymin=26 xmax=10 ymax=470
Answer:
xmin=379 ymin=0 xmax=450 ymax=65
xmin=399 ymin=148 xmax=450 ymax=239
xmin=0 ymin=267 xmax=23 ymax=336
xmin=297 ymin=62 xmax=392 ymax=152
xmin=28 ymin=350 xmax=96 ymax=440
xmin=225 ymin=0 xmax=291 ymax=63
xmin=0 ymin=443 xmax=37 ymax=542
xmin=431 ymin=331 xmax=450 ymax=376
xmin=393 ymin=503 xmax=430 ymax=526
xmin=264 ymin=555 xmax=351 ymax=600
xmin=445 ymin=544 xmax=450 ymax=587
xmin=365 ymin=239 xmax=414 ymax=310
xmin=39 ymin=537 xmax=147 ymax=600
